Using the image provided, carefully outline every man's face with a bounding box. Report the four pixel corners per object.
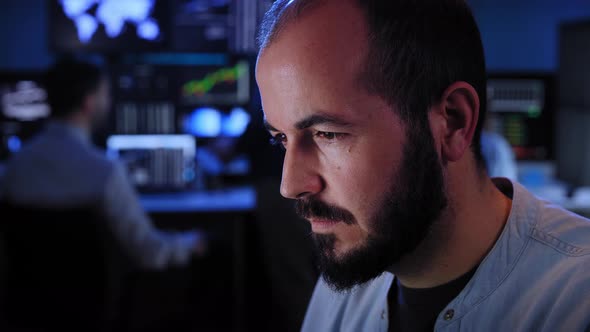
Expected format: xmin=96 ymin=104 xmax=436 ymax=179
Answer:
xmin=256 ymin=2 xmax=447 ymax=290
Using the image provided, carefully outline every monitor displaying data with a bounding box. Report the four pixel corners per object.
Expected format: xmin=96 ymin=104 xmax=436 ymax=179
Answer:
xmin=171 ymin=0 xmax=231 ymax=52
xmin=0 ymin=73 xmax=51 ymax=161
xmin=486 ymin=75 xmax=555 ymax=161
xmin=182 ymin=106 xmax=250 ymax=138
xmin=106 ymin=134 xmax=196 ymax=191
xmin=0 ymin=76 xmax=50 ymax=122
xmin=178 ymin=60 xmax=250 ymax=106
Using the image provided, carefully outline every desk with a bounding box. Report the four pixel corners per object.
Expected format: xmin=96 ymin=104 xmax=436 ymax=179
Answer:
xmin=140 ymin=186 xmax=257 ymax=213
xmin=136 ymin=186 xmax=256 ymax=332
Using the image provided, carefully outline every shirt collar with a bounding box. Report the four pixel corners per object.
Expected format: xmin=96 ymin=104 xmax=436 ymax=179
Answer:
xmin=436 ymin=178 xmax=539 ymax=326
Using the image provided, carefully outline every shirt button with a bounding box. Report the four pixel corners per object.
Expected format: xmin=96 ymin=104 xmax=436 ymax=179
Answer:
xmin=444 ymin=309 xmax=455 ymax=321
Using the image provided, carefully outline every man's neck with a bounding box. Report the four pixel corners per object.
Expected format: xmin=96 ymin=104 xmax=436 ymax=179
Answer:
xmin=390 ymin=166 xmax=512 ymax=289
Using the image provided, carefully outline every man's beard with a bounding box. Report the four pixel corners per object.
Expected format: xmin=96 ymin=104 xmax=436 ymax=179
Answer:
xmin=296 ymin=121 xmax=448 ymax=292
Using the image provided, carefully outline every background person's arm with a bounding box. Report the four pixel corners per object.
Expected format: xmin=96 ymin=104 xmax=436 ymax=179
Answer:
xmin=102 ymin=162 xmax=205 ymax=270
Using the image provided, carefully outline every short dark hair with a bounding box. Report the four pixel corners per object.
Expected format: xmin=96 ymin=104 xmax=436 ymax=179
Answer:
xmin=46 ymin=57 xmax=107 ymax=119
xmin=258 ymin=0 xmax=487 ymax=166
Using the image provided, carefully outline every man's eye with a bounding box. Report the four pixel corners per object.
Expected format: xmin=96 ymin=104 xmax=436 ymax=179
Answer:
xmin=315 ymin=131 xmax=341 ymax=140
xmin=269 ymin=133 xmax=287 ymax=148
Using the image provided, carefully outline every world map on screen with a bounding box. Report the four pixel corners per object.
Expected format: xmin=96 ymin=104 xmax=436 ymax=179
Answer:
xmin=58 ymin=0 xmax=160 ymax=43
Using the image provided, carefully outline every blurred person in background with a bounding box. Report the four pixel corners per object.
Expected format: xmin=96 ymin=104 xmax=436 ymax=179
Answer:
xmin=0 ymin=57 xmax=206 ymax=270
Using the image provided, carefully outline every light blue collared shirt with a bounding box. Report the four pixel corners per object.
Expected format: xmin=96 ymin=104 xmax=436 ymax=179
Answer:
xmin=302 ymin=179 xmax=590 ymax=331
xmin=0 ymin=121 xmax=199 ymax=270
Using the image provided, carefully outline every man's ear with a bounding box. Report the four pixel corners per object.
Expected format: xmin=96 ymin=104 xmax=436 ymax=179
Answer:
xmin=430 ymin=81 xmax=480 ymax=163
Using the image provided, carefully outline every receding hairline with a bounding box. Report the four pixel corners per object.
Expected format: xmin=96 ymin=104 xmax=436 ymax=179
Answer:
xmin=258 ymin=0 xmax=390 ymax=104
xmin=257 ymin=0 xmax=390 ymax=112
xmin=258 ymin=0 xmax=343 ymax=51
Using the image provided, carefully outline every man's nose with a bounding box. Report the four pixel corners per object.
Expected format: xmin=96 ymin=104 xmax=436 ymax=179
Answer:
xmin=280 ymin=145 xmax=323 ymax=199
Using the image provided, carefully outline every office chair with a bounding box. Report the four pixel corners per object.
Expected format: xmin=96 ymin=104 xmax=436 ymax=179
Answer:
xmin=0 ymin=202 xmax=132 ymax=332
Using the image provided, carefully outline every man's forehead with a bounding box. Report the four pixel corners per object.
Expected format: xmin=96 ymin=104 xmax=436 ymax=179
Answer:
xmin=260 ymin=0 xmax=358 ymax=48
xmin=256 ymin=0 xmax=381 ymax=134
xmin=257 ymin=0 xmax=367 ymax=68
xmin=255 ymin=7 xmax=369 ymax=101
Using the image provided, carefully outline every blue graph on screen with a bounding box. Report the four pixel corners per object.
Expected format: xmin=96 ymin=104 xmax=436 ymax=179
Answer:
xmin=58 ymin=0 xmax=160 ymax=43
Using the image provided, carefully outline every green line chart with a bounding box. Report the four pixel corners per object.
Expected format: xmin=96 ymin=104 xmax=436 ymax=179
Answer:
xmin=182 ymin=63 xmax=248 ymax=98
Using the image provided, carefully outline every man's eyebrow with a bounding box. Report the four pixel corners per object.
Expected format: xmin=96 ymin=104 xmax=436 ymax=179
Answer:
xmin=263 ymin=113 xmax=353 ymax=133
xmin=295 ymin=114 xmax=353 ymax=130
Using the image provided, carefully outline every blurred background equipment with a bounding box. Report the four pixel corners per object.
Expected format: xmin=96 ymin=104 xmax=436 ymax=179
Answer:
xmin=556 ymin=19 xmax=590 ymax=190
xmin=486 ymin=74 xmax=554 ymax=161
xmin=0 ymin=71 xmax=50 ymax=161
xmin=106 ymin=134 xmax=197 ymax=192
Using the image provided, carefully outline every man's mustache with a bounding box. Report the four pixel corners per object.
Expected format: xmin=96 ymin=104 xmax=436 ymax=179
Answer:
xmin=295 ymin=198 xmax=356 ymax=225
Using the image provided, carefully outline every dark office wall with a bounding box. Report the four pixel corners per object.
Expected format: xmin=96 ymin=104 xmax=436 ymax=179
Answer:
xmin=1 ymin=0 xmax=590 ymax=71
xmin=0 ymin=0 xmax=53 ymax=70
xmin=468 ymin=0 xmax=590 ymax=71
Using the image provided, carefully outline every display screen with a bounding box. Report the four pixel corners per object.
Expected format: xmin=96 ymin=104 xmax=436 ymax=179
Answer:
xmin=50 ymin=0 xmax=168 ymax=52
xmin=172 ymin=0 xmax=232 ymax=52
xmin=486 ymin=75 xmax=554 ymax=160
xmin=1 ymin=80 xmax=50 ymax=122
xmin=0 ymin=72 xmax=51 ymax=160
xmin=182 ymin=106 xmax=250 ymax=138
xmin=178 ymin=61 xmax=250 ymax=106
xmin=106 ymin=134 xmax=196 ymax=191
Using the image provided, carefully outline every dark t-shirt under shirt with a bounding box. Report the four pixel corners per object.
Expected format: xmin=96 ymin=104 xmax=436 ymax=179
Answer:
xmin=388 ymin=266 xmax=478 ymax=332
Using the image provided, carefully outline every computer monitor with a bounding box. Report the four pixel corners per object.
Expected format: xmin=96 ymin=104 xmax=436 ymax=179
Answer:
xmin=556 ymin=19 xmax=590 ymax=188
xmin=486 ymin=73 xmax=555 ymax=161
xmin=109 ymin=63 xmax=176 ymax=135
xmin=0 ymin=74 xmax=50 ymax=122
xmin=171 ymin=0 xmax=273 ymax=53
xmin=171 ymin=0 xmax=231 ymax=52
xmin=177 ymin=60 xmax=250 ymax=106
xmin=177 ymin=105 xmax=252 ymax=181
xmin=181 ymin=106 xmax=250 ymax=138
xmin=0 ymin=72 xmax=51 ymax=161
xmin=108 ymin=60 xmax=251 ymax=135
xmin=50 ymin=0 xmax=169 ymax=53
xmin=106 ymin=134 xmax=196 ymax=191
